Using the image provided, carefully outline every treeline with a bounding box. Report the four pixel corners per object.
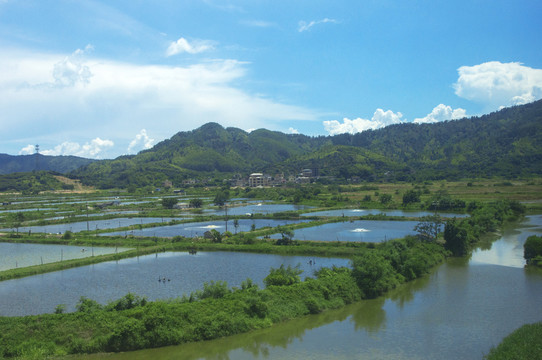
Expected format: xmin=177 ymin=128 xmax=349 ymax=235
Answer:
xmin=0 ymin=171 xmax=73 ymax=194
xmin=444 ymin=199 xmax=525 ymax=256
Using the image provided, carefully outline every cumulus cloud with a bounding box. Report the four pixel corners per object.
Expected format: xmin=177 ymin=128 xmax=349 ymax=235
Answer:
xmin=35 ymin=138 xmax=114 ymax=158
xmin=323 ymin=109 xmax=403 ymax=135
xmin=50 ymin=45 xmax=94 ymax=87
xmin=166 ymin=37 xmax=214 ymax=56
xmin=128 ymin=129 xmax=154 ymax=153
xmin=454 ymin=61 xmax=542 ymax=109
xmin=298 ymin=18 xmax=338 ymax=32
xmin=288 ymin=127 xmax=299 ymax=134
xmin=18 ymin=145 xmax=36 ymax=155
xmin=414 ymin=104 xmax=467 ymax=124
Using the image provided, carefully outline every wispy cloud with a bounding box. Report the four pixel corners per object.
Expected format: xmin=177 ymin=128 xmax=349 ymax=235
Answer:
xmin=323 ymin=109 xmax=403 ymax=135
xmin=454 ymin=61 xmax=542 ymax=110
xmin=298 ymin=18 xmax=338 ymax=32
xmin=240 ymin=20 xmax=276 ymax=28
xmin=166 ymin=37 xmax=215 ymax=56
xmin=414 ymin=104 xmax=467 ymax=124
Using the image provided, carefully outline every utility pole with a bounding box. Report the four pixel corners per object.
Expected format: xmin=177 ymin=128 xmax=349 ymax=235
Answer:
xmin=34 ymin=144 xmax=40 ymax=171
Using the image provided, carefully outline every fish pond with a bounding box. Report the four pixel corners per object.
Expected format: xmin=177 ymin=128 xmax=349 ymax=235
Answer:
xmin=0 ymin=242 xmax=131 ymax=271
xmin=0 ymin=252 xmax=349 ymax=317
xmin=76 ymin=215 xmax=542 ymax=360
xmin=102 ymin=218 xmax=309 ymax=238
xmin=267 ymin=219 xmax=420 ymax=242
xmin=205 ymin=204 xmax=313 ymax=216
xmin=301 ymin=208 xmax=468 ymax=218
xmin=0 ymin=217 xmax=181 ymax=234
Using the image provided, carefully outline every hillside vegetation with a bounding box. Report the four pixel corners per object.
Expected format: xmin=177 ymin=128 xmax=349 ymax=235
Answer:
xmin=4 ymin=100 xmax=540 ymax=189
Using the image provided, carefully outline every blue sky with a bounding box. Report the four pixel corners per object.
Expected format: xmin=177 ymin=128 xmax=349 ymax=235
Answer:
xmin=1 ymin=0 xmax=541 ymax=159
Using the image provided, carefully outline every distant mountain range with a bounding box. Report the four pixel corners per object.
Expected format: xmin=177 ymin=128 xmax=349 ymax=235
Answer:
xmin=70 ymin=100 xmax=542 ymax=188
xmin=0 ymin=153 xmax=95 ymax=175
xmin=2 ymin=100 xmax=541 ymax=189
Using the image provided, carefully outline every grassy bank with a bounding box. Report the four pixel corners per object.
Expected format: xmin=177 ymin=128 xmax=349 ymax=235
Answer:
xmin=484 ymin=322 xmax=542 ymax=359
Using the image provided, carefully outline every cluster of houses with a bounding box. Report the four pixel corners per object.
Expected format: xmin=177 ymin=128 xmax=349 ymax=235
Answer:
xmin=177 ymin=168 xmax=321 ymax=188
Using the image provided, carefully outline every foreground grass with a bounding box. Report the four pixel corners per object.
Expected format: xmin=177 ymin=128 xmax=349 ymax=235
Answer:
xmin=485 ymin=322 xmax=542 ymax=359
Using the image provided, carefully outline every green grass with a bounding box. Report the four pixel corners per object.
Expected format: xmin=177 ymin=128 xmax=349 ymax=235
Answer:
xmin=485 ymin=322 xmax=542 ymax=360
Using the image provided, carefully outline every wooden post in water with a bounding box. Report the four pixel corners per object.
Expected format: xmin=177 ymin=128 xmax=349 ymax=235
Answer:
xmin=41 ymin=256 xmax=43 ymax=265
xmin=61 ymin=249 xmax=63 ymax=262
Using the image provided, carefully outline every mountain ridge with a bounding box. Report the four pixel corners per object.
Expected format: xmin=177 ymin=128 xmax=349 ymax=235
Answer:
xmin=68 ymin=100 xmax=542 ymax=188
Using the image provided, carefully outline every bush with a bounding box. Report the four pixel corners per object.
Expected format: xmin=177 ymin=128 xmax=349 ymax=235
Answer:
xmin=351 ymin=252 xmax=401 ymax=298
xmin=196 ymin=281 xmax=231 ymax=300
xmin=524 ymin=235 xmax=542 ymax=265
xmin=263 ymin=264 xmax=303 ymax=287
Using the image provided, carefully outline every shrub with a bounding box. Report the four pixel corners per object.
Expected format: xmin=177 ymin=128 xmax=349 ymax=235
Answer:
xmin=524 ymin=235 xmax=542 ymax=265
xmin=263 ymin=264 xmax=303 ymax=287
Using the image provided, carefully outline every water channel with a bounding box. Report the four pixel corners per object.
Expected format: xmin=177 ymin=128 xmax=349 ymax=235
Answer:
xmin=75 ymin=215 xmax=542 ymax=360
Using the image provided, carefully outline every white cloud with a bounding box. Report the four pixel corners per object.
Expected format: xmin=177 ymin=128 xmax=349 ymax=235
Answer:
xmin=18 ymin=145 xmax=36 ymax=155
xmin=128 ymin=129 xmax=154 ymax=153
xmin=298 ymin=18 xmax=338 ymax=32
xmin=414 ymin=104 xmax=467 ymax=124
xmin=454 ymin=61 xmax=542 ymax=110
xmin=323 ymin=109 xmax=403 ymax=135
xmin=51 ymin=45 xmax=94 ymax=87
xmin=1 ymin=47 xmax=318 ymax=157
xmin=38 ymin=138 xmax=114 ymax=158
xmin=166 ymin=37 xmax=214 ymax=56
xmin=288 ymin=127 xmax=299 ymax=134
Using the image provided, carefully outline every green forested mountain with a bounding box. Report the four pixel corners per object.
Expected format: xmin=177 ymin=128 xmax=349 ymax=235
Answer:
xmin=70 ymin=100 xmax=542 ymax=188
xmin=0 ymin=153 xmax=95 ymax=175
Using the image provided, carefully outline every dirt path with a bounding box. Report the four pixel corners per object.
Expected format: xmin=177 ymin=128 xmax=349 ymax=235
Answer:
xmin=52 ymin=175 xmax=94 ymax=193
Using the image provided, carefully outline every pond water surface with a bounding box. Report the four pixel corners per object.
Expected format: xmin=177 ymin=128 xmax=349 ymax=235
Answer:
xmin=302 ymin=208 xmax=468 ymax=218
xmin=0 ymin=217 xmax=180 ymax=234
xmin=0 ymin=242 xmax=131 ymax=271
xmin=0 ymin=252 xmax=349 ymax=316
xmin=267 ymin=219 xmax=419 ymax=242
xmin=102 ymin=219 xmax=309 ymax=238
xmin=206 ymin=204 xmax=313 ymax=216
xmin=77 ymin=215 xmax=542 ymax=360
